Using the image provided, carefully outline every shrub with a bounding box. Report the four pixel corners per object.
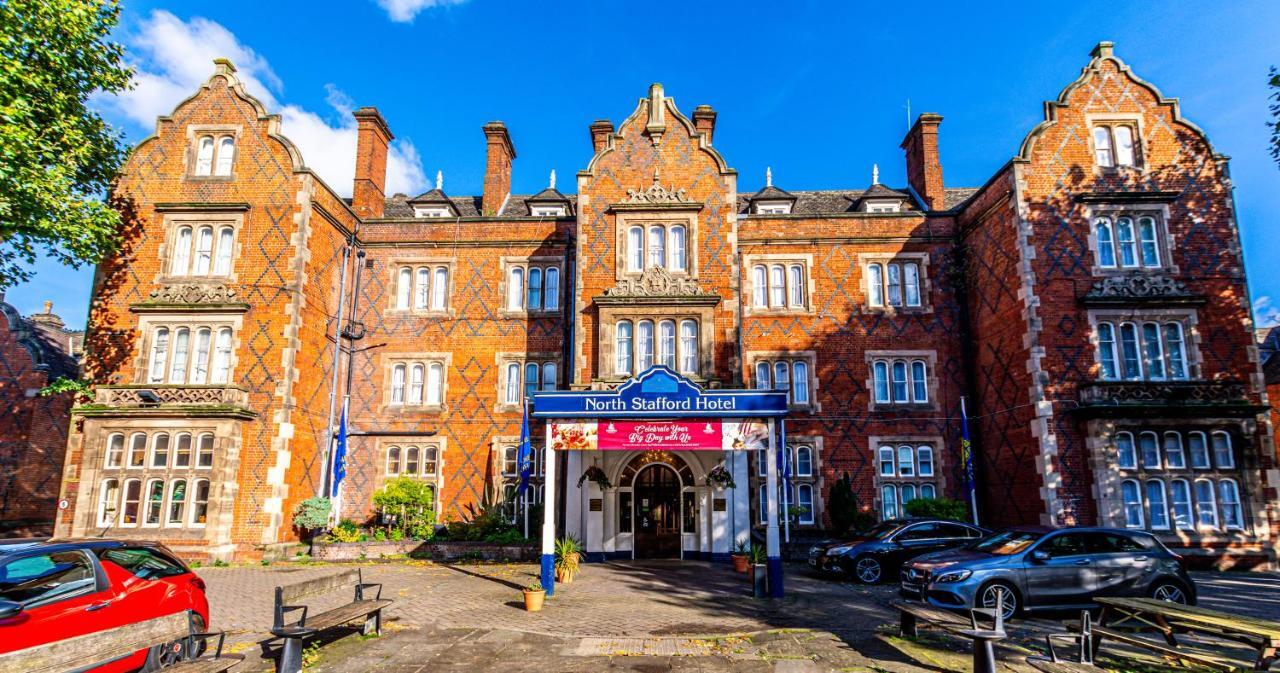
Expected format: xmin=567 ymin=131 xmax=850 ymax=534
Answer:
xmin=292 ymin=497 xmax=332 ymax=533
xmin=373 ymin=477 xmax=436 ymax=540
xmin=331 ymin=519 xmax=365 ymax=543
xmin=904 ymin=497 xmax=971 ymax=522
xmin=828 ymin=473 xmax=870 ymax=533
xmin=442 ymin=501 xmax=522 ymax=542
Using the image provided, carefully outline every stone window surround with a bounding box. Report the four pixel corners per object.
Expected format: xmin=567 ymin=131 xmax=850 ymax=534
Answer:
xmin=1084 ymin=203 xmax=1180 ymax=276
xmin=857 ymin=252 xmax=933 ymax=314
xmin=493 ymin=351 xmax=562 ymax=413
xmin=133 ymin=313 xmax=244 ymax=386
xmin=184 ymin=124 xmax=243 ymax=181
xmin=156 ymin=212 xmax=245 ymax=285
xmin=70 ymin=417 xmax=242 ymax=544
xmin=1085 ymin=308 xmax=1202 ymax=381
xmin=597 ymin=306 xmax=715 ymax=382
xmin=750 ymin=434 xmax=824 ymax=527
xmin=864 ymin=350 xmax=939 ymax=411
xmin=381 ymin=352 xmax=453 ymax=414
xmin=497 ymin=255 xmax=564 ymax=317
xmin=377 ymin=436 xmax=447 ymax=512
xmin=1085 ymin=113 xmax=1146 ymax=173
xmin=386 ymin=257 xmax=457 ymax=317
xmin=743 ymin=253 xmax=816 ymax=316
xmin=614 ymin=211 xmax=700 ymax=281
xmin=1085 ymin=418 xmax=1268 ymax=544
xmin=745 ymin=350 xmax=821 ymax=412
xmin=869 ymin=434 xmax=947 ymax=519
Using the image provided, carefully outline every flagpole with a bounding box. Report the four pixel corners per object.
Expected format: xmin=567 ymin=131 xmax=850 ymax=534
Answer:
xmin=781 ymin=420 xmax=790 ymax=544
xmin=961 ymin=396 xmax=979 ymax=526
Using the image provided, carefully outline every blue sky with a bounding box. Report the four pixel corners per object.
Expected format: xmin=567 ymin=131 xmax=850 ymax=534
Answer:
xmin=10 ymin=0 xmax=1280 ymax=330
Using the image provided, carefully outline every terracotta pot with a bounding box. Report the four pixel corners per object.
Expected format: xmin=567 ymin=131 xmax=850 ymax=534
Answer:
xmin=555 ymin=567 xmax=576 ymax=583
xmin=731 ymin=554 xmax=750 ymax=573
xmin=523 ymin=589 xmax=545 ymax=612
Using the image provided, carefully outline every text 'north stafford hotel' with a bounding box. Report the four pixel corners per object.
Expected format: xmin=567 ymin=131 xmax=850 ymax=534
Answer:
xmin=54 ymin=42 xmax=1276 ymax=567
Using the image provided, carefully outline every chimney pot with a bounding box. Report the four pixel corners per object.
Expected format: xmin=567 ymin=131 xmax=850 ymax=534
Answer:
xmin=692 ymin=105 xmax=717 ymax=144
xmin=352 ymin=107 xmax=394 ymax=219
xmin=589 ymin=119 xmax=614 ymax=154
xmin=900 ymin=113 xmax=945 ymax=211
xmin=482 ymin=122 xmax=516 ymax=217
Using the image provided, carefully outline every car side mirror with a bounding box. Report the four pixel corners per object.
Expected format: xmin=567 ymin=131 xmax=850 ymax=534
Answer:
xmin=1030 ymin=550 xmax=1050 ymax=564
xmin=0 ymin=599 xmax=23 ymax=619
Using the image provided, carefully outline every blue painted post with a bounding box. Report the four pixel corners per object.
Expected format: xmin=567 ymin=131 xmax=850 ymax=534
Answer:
xmin=541 ymin=424 xmax=556 ymax=596
xmin=764 ymin=419 xmax=784 ymax=597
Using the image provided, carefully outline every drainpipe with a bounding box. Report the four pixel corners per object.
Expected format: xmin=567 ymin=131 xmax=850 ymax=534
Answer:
xmin=319 ymin=241 xmax=352 ymax=498
xmin=345 ymin=250 xmax=368 ymax=399
xmin=560 ymin=233 xmax=577 ymax=535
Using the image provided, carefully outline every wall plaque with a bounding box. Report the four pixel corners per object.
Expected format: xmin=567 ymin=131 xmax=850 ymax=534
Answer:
xmin=713 ymin=498 xmax=727 ymax=512
xmin=589 ymin=498 xmax=603 ymax=512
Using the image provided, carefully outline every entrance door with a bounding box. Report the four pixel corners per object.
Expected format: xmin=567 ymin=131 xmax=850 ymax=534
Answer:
xmin=633 ymin=465 xmax=681 ymax=559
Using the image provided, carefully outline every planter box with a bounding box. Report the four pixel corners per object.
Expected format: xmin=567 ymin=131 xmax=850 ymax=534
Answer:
xmin=311 ymin=539 xmax=538 ymax=562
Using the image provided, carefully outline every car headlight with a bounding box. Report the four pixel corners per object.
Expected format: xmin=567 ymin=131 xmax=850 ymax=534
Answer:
xmin=827 ymin=545 xmax=852 ymax=556
xmin=933 ymin=569 xmax=972 ymax=583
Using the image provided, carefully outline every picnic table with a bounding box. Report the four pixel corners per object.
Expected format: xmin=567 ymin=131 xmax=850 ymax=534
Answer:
xmin=1094 ymin=597 xmax=1280 ymax=671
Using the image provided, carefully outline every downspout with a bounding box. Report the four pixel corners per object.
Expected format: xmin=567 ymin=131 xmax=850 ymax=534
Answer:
xmin=319 ymin=240 xmax=352 ymax=498
xmin=345 ymin=250 xmax=368 ymax=399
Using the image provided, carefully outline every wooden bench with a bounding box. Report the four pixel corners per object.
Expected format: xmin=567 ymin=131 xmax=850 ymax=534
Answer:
xmin=1027 ymin=610 xmax=1097 ymax=673
xmin=893 ymin=599 xmax=1007 ymax=673
xmin=272 ymin=567 xmax=392 ymax=673
xmin=0 ymin=610 xmax=241 ymax=673
xmin=1096 ymin=597 xmax=1280 ymax=670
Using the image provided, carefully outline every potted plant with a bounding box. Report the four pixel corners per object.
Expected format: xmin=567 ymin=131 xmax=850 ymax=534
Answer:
xmin=555 ymin=535 xmax=582 ymax=583
xmin=731 ymin=540 xmax=750 ymax=574
xmin=523 ymin=580 xmax=546 ymax=612
xmin=749 ymin=544 xmax=768 ymax=598
xmin=576 ymin=466 xmax=612 ymax=490
xmin=704 ymin=464 xmax=735 ymax=490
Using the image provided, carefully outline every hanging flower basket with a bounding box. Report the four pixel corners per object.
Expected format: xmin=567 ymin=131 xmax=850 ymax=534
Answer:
xmin=704 ymin=465 xmax=735 ymax=490
xmin=577 ymin=466 xmax=612 ymax=490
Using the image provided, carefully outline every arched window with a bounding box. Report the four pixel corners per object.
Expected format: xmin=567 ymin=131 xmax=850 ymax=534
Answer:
xmin=886 ymin=263 xmax=902 ymax=306
xmin=422 ymin=446 xmax=438 ymax=476
xmin=542 ymin=362 xmax=557 ymax=391
xmin=214 ymin=227 xmax=234 ymax=275
xmin=882 ymin=484 xmax=899 ymax=520
xmin=897 ymin=445 xmax=915 ymax=477
xmin=414 ymin=267 xmax=430 ymax=309
xmin=1211 ymin=431 xmax=1234 ymax=468
xmin=1195 ymin=479 xmax=1218 ymax=529
xmin=759 ymin=483 xmax=769 ymax=524
xmin=1115 ymin=431 xmax=1137 ymax=469
xmin=508 ymin=267 xmax=525 ymax=310
xmin=128 ymin=433 xmax=147 ymax=468
xmin=387 ymin=446 xmax=402 ymax=475
xmin=1116 ymin=217 xmax=1138 ymax=267
xmin=872 ymin=361 xmax=890 ymax=403
xmin=193 ymin=226 xmax=213 ymax=275
xmin=191 ymin=480 xmax=210 ymax=526
xmin=98 ymin=479 xmax=120 ymax=526
xmin=408 ymin=364 xmax=425 ymax=404
xmin=637 ymin=320 xmax=654 ymax=371
xmin=212 ymin=328 xmax=233 ymax=384
xmin=215 ymin=136 xmax=235 ymax=175
xmin=891 ymin=360 xmax=908 ymax=402
xmin=789 ymin=265 xmax=805 ymax=307
xmin=197 ymin=435 xmax=214 ymax=470
xmin=1165 ymin=323 xmax=1187 ymax=380
xmin=901 ymin=483 xmax=917 ymax=505
xmin=769 ymin=265 xmax=785 ymax=307
xmin=1120 ymin=480 xmax=1143 ymax=527
xmin=195 ymin=136 xmax=215 ymax=175
xmin=148 ymin=329 xmax=169 ymax=384
xmin=1170 ymin=479 xmax=1193 ymax=529
xmin=627 ymin=226 xmax=644 ymax=271
xmin=170 ymin=327 xmax=190 ymax=383
xmin=1142 ymin=322 xmax=1166 ymax=380
xmin=1093 ymin=126 xmax=1114 ymax=167
xmin=1113 ymin=126 xmax=1135 ymax=167
xmin=797 ymin=484 xmax=814 ymax=524
xmin=1138 ymin=431 xmax=1161 ymax=469
xmin=144 ymin=479 xmax=165 ymax=526
xmin=166 ymin=479 xmax=187 ymax=526
xmin=647 ymin=225 xmax=665 ymax=269
xmin=903 ymin=263 xmax=921 ymax=307
xmin=405 ymin=446 xmax=420 ymax=474
xmin=172 ymin=227 xmax=192 ymax=276
xmin=1188 ymin=431 xmax=1211 ymax=469
xmin=1119 ymin=322 xmax=1142 ymax=379
xmin=867 ymin=263 xmax=884 ymax=307
xmin=795 ymin=446 xmax=813 ymax=477
xmin=1219 ymin=479 xmax=1243 ymax=530
xmin=430 ymin=266 xmax=447 ymax=310
xmin=396 ymin=267 xmax=412 ymax=309
xmin=910 ymin=360 xmax=928 ymax=402
xmin=1097 ymin=322 xmax=1118 ymax=379
xmin=1137 ymin=216 xmax=1159 ymax=266
xmin=524 ymin=363 xmax=539 ymax=398
xmin=192 ymin=328 xmax=211 ymax=384
xmin=1095 ymin=217 xmax=1117 ymax=267
xmin=173 ymin=433 xmax=192 ymax=468
xmin=615 ymin=321 xmax=633 ymax=375
xmin=679 ymin=320 xmax=698 ymax=375
xmin=391 ymin=364 xmax=406 ymax=404
xmin=105 ymin=433 xmax=125 ymax=468
xmin=658 ymin=320 xmax=676 ymax=368
xmin=426 ymin=362 xmax=444 ymax=406
xmin=670 ymin=225 xmax=686 ymax=271
xmin=528 ymin=267 xmax=543 ymax=310
xmin=917 ymin=446 xmax=934 ymax=477
xmin=504 ymin=362 xmax=520 ymax=405
xmin=792 ymin=361 xmax=809 ymax=404
xmin=755 ymin=361 xmax=771 ymax=389
xmin=543 ymin=268 xmax=559 ymax=310
xmin=121 ymin=479 xmax=142 ymax=526
xmin=150 ymin=433 xmax=170 ymax=468
xmin=921 ymin=483 xmax=937 ymax=499
xmin=752 ymin=265 xmax=767 ymax=307
xmin=1146 ymin=480 xmax=1169 ymax=530
xmin=773 ymin=361 xmax=790 ymax=394
xmin=1163 ymin=432 xmax=1186 ymax=469
xmin=878 ymin=446 xmax=895 ymax=476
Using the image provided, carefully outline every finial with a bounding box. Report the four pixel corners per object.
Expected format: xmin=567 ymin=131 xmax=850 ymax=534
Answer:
xmin=43 ymin=301 xmax=52 ymax=314
xmin=435 ymin=170 xmax=443 ymax=191
xmin=766 ymin=167 xmax=772 ymax=188
xmin=872 ymin=164 xmax=879 ymax=185
xmin=653 ymin=168 xmax=660 ymax=185
xmin=549 ymin=169 xmax=556 ymax=190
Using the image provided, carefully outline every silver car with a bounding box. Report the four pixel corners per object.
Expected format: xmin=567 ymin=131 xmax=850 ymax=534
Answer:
xmin=900 ymin=526 xmax=1196 ymax=620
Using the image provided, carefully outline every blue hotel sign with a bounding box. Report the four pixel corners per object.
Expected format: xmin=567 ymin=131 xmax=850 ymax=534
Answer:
xmin=531 ymin=366 xmax=790 ymax=419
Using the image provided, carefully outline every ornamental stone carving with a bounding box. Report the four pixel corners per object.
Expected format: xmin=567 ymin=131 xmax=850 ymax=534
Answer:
xmin=148 ymin=283 xmax=240 ymax=305
xmin=622 ymin=172 xmax=694 ymax=206
xmin=96 ymin=386 xmax=249 ymax=407
xmin=1078 ymin=381 xmax=1247 ymax=407
xmin=604 ymin=267 xmax=714 ymax=298
xmin=1084 ymin=274 xmax=1196 ymax=300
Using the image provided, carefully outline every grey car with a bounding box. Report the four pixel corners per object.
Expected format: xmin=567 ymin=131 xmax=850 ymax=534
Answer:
xmin=900 ymin=526 xmax=1196 ymax=620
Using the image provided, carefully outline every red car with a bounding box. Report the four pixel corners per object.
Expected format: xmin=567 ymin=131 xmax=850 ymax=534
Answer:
xmin=0 ymin=538 xmax=210 ymax=672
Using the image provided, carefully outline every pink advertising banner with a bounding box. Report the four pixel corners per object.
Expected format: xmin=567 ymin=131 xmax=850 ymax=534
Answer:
xmin=549 ymin=420 xmax=769 ymax=451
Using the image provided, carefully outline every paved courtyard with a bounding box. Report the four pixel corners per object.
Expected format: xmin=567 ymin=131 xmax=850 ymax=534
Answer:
xmin=195 ymin=560 xmax=1280 ymax=672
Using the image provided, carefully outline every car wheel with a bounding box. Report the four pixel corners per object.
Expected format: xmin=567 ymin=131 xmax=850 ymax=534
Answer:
xmin=979 ymin=582 xmax=1020 ymax=622
xmin=851 ymin=555 xmax=883 ymax=584
xmin=1150 ymin=581 xmax=1189 ymax=605
xmin=142 ymin=614 xmax=205 ymax=671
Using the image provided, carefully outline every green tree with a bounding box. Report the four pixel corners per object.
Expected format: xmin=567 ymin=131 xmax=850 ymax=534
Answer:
xmin=1270 ymin=67 xmax=1280 ymax=169
xmin=0 ymin=0 xmax=132 ymax=288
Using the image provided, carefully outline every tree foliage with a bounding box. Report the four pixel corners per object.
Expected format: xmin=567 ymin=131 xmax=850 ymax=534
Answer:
xmin=827 ymin=472 xmax=872 ymax=533
xmin=1270 ymin=67 xmax=1280 ymax=169
xmin=0 ymin=0 xmax=132 ymax=288
xmin=373 ymin=476 xmax=436 ymax=540
xmin=904 ymin=496 xmax=971 ymax=522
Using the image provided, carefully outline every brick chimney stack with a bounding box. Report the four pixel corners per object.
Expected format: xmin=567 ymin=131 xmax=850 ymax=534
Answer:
xmin=589 ymin=120 xmax=614 ymax=154
xmin=692 ymin=105 xmax=717 ymax=143
xmin=352 ymin=107 xmax=393 ymax=219
xmin=481 ymin=122 xmax=516 ymax=217
xmin=901 ymin=113 xmax=945 ymax=211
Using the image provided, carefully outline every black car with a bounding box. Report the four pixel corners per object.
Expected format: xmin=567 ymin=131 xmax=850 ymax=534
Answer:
xmin=808 ymin=518 xmax=989 ymax=584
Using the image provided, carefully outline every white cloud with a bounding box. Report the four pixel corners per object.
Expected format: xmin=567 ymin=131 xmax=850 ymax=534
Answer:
xmin=373 ymin=0 xmax=467 ymax=23
xmin=1256 ymin=296 xmax=1280 ymax=328
xmin=103 ymin=11 xmax=427 ymax=198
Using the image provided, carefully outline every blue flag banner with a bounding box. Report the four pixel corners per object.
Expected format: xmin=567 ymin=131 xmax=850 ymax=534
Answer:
xmin=960 ymin=397 xmax=978 ymax=525
xmin=516 ymin=399 xmax=533 ymax=496
xmin=331 ymin=398 xmax=349 ymax=498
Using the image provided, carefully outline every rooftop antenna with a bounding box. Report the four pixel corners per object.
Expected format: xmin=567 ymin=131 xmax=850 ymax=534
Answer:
xmin=872 ymin=164 xmax=879 ymax=185
xmin=549 ymin=169 xmax=556 ymax=190
xmin=435 ymin=170 xmax=443 ymax=191
xmin=765 ymin=166 xmax=772 ymax=188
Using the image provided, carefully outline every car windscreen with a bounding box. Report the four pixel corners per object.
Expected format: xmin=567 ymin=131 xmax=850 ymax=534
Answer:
xmin=860 ymin=521 xmax=903 ymax=540
xmin=967 ymin=530 xmax=1044 ymax=555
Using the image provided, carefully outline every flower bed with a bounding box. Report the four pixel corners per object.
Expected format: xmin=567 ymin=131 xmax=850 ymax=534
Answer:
xmin=312 ymin=538 xmax=538 ymax=562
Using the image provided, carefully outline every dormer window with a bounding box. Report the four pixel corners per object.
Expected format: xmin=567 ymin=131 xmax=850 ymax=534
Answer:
xmin=531 ymin=205 xmax=567 ymax=217
xmin=755 ymin=202 xmax=791 ymax=215
xmin=192 ymin=133 xmax=235 ymax=177
xmin=865 ymin=201 xmax=901 ymax=214
xmin=414 ymin=207 xmax=452 ymax=218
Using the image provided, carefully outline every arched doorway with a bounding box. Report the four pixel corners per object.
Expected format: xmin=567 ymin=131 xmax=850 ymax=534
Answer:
xmin=633 ymin=463 xmax=682 ymax=559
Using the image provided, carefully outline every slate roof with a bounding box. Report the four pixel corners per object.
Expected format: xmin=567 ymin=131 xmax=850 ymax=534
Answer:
xmin=0 ymin=300 xmax=82 ymax=381
xmin=747 ymin=185 xmax=796 ymax=202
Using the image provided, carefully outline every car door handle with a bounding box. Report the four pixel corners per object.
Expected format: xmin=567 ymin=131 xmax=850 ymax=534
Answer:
xmin=85 ymin=600 xmax=112 ymax=612
xmin=1134 ymin=556 xmax=1149 ymax=562
xmin=1074 ymin=559 xmax=1091 ymax=566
